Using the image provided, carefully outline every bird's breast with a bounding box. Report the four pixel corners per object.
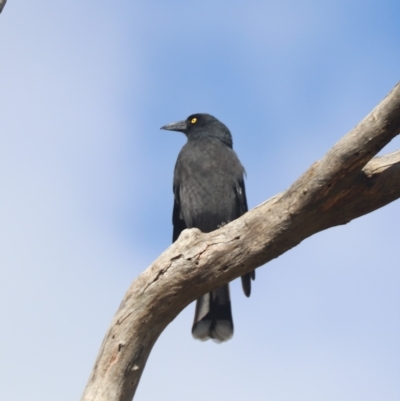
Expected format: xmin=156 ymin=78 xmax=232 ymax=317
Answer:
xmin=174 ymin=140 xmax=244 ymax=232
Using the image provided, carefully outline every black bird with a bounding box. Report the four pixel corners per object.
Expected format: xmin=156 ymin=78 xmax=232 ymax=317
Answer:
xmin=161 ymin=113 xmax=255 ymax=342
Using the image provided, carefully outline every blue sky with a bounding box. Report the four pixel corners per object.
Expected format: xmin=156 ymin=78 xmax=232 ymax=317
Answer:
xmin=0 ymin=1 xmax=399 ymax=400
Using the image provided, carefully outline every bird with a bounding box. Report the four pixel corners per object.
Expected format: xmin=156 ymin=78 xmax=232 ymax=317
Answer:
xmin=161 ymin=113 xmax=255 ymax=342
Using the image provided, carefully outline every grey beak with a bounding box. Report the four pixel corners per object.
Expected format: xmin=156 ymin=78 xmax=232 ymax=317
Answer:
xmin=160 ymin=120 xmax=188 ymax=133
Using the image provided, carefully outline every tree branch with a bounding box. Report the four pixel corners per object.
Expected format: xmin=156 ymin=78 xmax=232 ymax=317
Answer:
xmin=0 ymin=0 xmax=7 ymax=14
xmin=81 ymin=83 xmax=400 ymax=401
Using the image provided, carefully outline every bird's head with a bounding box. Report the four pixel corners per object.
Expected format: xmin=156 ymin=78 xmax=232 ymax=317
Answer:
xmin=161 ymin=113 xmax=233 ymax=147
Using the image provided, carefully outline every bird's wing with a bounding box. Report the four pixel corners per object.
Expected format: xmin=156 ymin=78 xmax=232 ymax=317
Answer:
xmin=172 ymin=184 xmax=187 ymax=242
xmin=234 ymin=178 xmax=256 ymax=296
xmin=234 ymin=177 xmax=248 ymax=216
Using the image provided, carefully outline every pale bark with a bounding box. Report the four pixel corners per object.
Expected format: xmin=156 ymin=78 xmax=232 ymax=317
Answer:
xmin=81 ymin=83 xmax=400 ymax=401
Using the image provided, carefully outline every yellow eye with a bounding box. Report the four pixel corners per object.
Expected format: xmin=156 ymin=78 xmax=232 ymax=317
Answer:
xmin=191 ymin=117 xmax=197 ymax=124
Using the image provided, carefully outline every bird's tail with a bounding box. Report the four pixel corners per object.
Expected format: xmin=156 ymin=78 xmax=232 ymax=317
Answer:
xmin=191 ymin=284 xmax=234 ymax=342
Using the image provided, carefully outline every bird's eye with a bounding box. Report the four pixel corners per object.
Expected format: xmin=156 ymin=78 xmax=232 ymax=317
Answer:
xmin=191 ymin=118 xmax=197 ymax=124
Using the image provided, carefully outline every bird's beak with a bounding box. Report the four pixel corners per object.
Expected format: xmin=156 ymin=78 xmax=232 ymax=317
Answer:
xmin=160 ymin=120 xmax=188 ymax=133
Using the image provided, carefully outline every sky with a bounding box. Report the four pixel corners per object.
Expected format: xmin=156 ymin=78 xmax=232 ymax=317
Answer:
xmin=0 ymin=1 xmax=399 ymax=400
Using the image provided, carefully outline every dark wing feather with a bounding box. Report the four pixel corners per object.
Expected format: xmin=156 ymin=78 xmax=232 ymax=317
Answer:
xmin=172 ymin=184 xmax=187 ymax=242
xmin=235 ymin=179 xmax=256 ymax=296
xmin=235 ymin=178 xmax=248 ymax=216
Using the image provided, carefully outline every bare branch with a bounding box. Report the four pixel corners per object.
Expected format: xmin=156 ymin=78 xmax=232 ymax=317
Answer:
xmin=0 ymin=0 xmax=7 ymax=14
xmin=81 ymin=83 xmax=400 ymax=401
